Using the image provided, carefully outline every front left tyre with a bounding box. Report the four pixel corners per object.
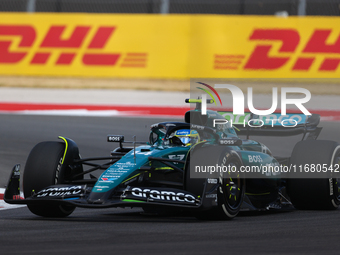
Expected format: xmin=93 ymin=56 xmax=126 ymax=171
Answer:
xmin=23 ymin=141 xmax=78 ymax=217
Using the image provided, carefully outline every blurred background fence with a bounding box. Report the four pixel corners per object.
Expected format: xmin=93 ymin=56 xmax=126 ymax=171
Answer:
xmin=0 ymin=0 xmax=339 ymax=16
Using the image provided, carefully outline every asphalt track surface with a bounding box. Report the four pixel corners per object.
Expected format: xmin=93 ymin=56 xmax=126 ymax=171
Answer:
xmin=1 ymin=114 xmax=340 ymax=255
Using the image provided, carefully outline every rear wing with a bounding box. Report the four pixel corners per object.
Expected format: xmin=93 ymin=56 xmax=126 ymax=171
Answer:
xmin=184 ymin=98 xmax=321 ymax=140
xmin=218 ymin=111 xmax=322 ymax=140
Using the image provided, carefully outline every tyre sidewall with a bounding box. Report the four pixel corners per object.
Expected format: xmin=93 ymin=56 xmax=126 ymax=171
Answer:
xmin=216 ymin=149 xmax=245 ymax=219
xmin=287 ymin=140 xmax=340 ymax=210
xmin=23 ymin=141 xmax=75 ymax=217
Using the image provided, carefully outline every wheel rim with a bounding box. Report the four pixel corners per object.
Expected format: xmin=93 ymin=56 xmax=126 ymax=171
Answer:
xmin=222 ymin=162 xmax=243 ymax=210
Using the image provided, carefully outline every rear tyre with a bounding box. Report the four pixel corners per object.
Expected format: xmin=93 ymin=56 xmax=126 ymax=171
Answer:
xmin=186 ymin=146 xmax=245 ymax=220
xmin=218 ymin=158 xmax=245 ymax=219
xmin=23 ymin=142 xmax=77 ymax=217
xmin=287 ymin=140 xmax=340 ymax=210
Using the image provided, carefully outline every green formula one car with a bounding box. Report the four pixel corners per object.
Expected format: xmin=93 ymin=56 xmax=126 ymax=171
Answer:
xmin=4 ymin=99 xmax=340 ymax=220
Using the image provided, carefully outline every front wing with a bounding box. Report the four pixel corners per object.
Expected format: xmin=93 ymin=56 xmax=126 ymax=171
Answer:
xmin=4 ymin=164 xmax=218 ymax=210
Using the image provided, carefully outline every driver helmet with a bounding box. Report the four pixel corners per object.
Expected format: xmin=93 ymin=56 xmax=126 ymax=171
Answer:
xmin=174 ymin=129 xmax=200 ymax=146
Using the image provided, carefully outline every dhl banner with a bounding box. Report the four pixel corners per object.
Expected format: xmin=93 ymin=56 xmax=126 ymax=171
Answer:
xmin=1 ymin=13 xmax=340 ymax=78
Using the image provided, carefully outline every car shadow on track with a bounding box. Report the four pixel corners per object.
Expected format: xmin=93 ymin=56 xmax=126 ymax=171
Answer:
xmin=14 ymin=207 xmax=297 ymax=223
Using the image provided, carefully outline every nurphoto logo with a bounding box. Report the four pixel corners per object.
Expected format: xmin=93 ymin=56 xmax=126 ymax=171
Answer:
xmin=196 ymin=82 xmax=311 ymax=128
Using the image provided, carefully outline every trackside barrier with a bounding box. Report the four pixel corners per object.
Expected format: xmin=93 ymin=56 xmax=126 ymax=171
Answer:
xmin=1 ymin=13 xmax=340 ymax=78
